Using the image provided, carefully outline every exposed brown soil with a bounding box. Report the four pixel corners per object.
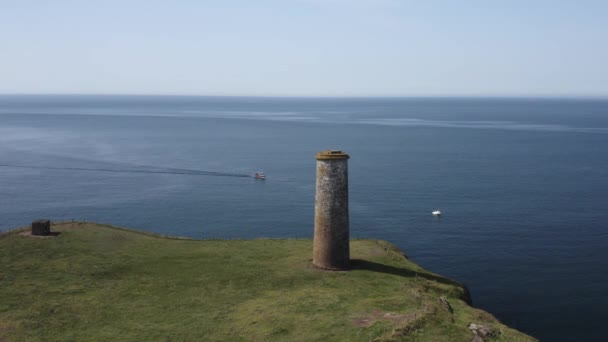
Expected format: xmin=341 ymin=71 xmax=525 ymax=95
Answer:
xmin=0 ymin=325 xmax=16 ymax=342
xmin=352 ymin=310 xmax=416 ymax=328
xmin=18 ymin=231 xmax=60 ymax=238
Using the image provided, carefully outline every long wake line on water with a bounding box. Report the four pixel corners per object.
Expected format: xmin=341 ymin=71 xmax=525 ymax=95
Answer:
xmin=0 ymin=164 xmax=252 ymax=178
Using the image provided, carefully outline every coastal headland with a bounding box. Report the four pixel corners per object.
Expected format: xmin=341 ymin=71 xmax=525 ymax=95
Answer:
xmin=0 ymin=222 xmax=536 ymax=341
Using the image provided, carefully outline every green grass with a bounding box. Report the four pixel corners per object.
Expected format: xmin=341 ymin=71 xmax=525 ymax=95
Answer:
xmin=0 ymin=222 xmax=536 ymax=341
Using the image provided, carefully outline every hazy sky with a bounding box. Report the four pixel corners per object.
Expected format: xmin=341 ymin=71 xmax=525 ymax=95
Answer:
xmin=1 ymin=0 xmax=607 ymax=97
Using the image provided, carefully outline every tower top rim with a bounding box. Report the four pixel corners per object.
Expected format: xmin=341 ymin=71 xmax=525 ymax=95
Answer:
xmin=316 ymin=150 xmax=350 ymax=160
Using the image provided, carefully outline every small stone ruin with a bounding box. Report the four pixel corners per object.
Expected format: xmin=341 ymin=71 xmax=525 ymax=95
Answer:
xmin=31 ymin=219 xmax=51 ymax=236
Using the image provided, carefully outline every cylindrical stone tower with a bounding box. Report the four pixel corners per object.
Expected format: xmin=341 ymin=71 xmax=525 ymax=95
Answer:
xmin=313 ymin=150 xmax=350 ymax=270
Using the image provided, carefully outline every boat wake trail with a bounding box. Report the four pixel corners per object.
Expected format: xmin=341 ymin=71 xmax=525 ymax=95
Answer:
xmin=0 ymin=164 xmax=253 ymax=178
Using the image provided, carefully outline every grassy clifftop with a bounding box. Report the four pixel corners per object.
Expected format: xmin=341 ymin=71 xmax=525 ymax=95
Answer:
xmin=0 ymin=222 xmax=535 ymax=341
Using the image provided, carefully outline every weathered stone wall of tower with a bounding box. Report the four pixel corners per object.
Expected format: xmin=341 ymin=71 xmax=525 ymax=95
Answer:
xmin=313 ymin=150 xmax=350 ymax=270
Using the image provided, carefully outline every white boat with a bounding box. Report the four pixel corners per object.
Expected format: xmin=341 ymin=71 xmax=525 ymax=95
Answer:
xmin=254 ymin=172 xmax=266 ymax=180
xmin=432 ymin=210 xmax=442 ymax=216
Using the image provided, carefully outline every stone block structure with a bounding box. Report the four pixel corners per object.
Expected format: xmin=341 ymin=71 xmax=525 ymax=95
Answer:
xmin=32 ymin=219 xmax=51 ymax=236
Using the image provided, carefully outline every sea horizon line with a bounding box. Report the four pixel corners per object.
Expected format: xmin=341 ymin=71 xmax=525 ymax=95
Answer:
xmin=1 ymin=93 xmax=608 ymax=101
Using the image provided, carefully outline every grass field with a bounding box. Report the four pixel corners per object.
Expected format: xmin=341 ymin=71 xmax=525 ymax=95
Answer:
xmin=0 ymin=222 xmax=536 ymax=341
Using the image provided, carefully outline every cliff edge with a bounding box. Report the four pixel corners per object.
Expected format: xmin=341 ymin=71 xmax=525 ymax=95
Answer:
xmin=0 ymin=222 xmax=536 ymax=341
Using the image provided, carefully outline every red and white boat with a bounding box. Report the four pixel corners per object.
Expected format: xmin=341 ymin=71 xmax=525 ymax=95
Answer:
xmin=254 ymin=172 xmax=266 ymax=180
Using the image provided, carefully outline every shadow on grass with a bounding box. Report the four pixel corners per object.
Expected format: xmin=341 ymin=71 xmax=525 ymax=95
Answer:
xmin=350 ymin=259 xmax=474 ymax=304
xmin=350 ymin=259 xmax=462 ymax=287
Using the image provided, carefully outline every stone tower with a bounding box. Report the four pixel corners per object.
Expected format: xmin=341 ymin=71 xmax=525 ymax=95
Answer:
xmin=313 ymin=150 xmax=350 ymax=270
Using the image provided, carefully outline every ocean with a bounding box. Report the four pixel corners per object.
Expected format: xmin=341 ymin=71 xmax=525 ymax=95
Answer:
xmin=1 ymin=95 xmax=607 ymax=341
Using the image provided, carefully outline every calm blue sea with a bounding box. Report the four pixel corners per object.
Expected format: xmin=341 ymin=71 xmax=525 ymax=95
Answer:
xmin=1 ymin=95 xmax=607 ymax=341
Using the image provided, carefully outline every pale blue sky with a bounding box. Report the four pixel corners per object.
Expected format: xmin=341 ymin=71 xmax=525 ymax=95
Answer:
xmin=1 ymin=0 xmax=607 ymax=97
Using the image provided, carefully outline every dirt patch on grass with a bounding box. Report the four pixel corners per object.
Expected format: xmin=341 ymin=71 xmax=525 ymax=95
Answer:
xmin=0 ymin=324 xmax=17 ymax=342
xmin=18 ymin=231 xmax=60 ymax=238
xmin=352 ymin=310 xmax=416 ymax=327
